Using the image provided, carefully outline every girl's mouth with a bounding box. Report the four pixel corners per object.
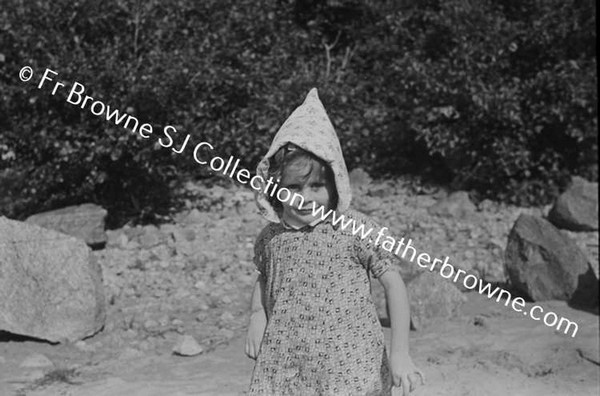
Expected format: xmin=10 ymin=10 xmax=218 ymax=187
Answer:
xmin=295 ymin=205 xmax=314 ymax=215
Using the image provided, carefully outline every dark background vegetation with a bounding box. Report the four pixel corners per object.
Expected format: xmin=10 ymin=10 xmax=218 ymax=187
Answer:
xmin=0 ymin=0 xmax=596 ymax=226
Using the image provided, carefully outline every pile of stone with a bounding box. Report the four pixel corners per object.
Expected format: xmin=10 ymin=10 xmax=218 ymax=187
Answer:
xmin=0 ymin=196 xmax=258 ymax=355
xmin=1 ymin=174 xmax=597 ymax=353
xmin=504 ymin=177 xmax=598 ymax=308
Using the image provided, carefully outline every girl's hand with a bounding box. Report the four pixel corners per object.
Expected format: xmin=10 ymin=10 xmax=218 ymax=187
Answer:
xmin=245 ymin=310 xmax=267 ymax=360
xmin=389 ymin=352 xmax=425 ymax=396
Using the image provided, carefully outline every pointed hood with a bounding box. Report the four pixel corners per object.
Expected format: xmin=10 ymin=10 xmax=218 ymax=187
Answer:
xmin=255 ymin=88 xmax=352 ymax=223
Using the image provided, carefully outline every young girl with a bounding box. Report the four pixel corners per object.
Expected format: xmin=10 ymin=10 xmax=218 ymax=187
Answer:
xmin=245 ymin=89 xmax=423 ymax=395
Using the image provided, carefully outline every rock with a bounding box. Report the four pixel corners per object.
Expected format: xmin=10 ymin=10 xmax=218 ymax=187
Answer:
xmin=159 ymin=260 xmax=170 ymax=269
xmin=477 ymin=199 xmax=497 ymax=212
xmin=220 ymin=328 xmax=235 ymax=339
xmin=19 ymin=353 xmax=54 ymax=369
xmin=220 ymin=312 xmax=235 ymax=322
xmin=144 ymin=319 xmax=159 ymax=330
xmin=0 ymin=217 xmax=106 ymax=343
xmin=427 ymin=191 xmax=476 ymax=219
xmin=479 ymin=259 xmax=507 ymax=284
xmin=125 ymin=240 xmax=140 ymax=250
xmin=505 ymin=214 xmax=598 ymax=306
xmin=196 ymin=313 xmax=208 ymax=322
xmin=106 ymin=230 xmax=128 ymax=249
xmin=149 ymin=244 xmax=172 ymax=262
xmin=548 ymin=176 xmax=598 ymax=231
xmin=349 ymin=168 xmax=372 ymax=191
xmin=542 ymin=204 xmax=553 ymax=218
xmin=25 ymin=203 xmax=107 ymax=247
xmin=368 ymin=184 xmax=394 ymax=199
xmin=407 ymin=271 xmax=466 ymax=330
xmin=353 ymin=196 xmax=382 ymax=214
xmin=124 ymin=328 xmax=137 ymax=339
xmin=175 ymin=227 xmax=196 ymax=242
xmin=123 ymin=225 xmax=143 ymax=242
xmin=181 ymin=209 xmax=211 ymax=225
xmin=194 ymin=280 xmax=207 ymax=290
xmin=158 ymin=315 xmax=170 ymax=327
xmin=139 ymin=225 xmax=163 ymax=248
xmin=25 ymin=370 xmax=46 ymax=381
xmin=173 ymin=289 xmax=191 ymax=300
xmin=172 ymin=334 xmax=204 ymax=356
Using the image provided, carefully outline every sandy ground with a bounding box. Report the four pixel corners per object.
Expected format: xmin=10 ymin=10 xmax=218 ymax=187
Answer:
xmin=1 ymin=291 xmax=598 ymax=396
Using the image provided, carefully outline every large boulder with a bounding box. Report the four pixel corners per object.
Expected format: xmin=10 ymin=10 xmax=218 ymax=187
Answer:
xmin=548 ymin=176 xmax=598 ymax=231
xmin=0 ymin=217 xmax=106 ymax=342
xmin=505 ymin=214 xmax=598 ymax=306
xmin=427 ymin=191 xmax=476 ymax=219
xmin=407 ymin=271 xmax=466 ymax=330
xmin=25 ymin=203 xmax=107 ymax=247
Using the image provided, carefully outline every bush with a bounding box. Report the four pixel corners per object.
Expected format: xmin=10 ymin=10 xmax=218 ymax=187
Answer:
xmin=0 ymin=0 xmax=596 ymax=224
xmin=392 ymin=0 xmax=597 ymax=204
xmin=297 ymin=0 xmax=596 ymax=204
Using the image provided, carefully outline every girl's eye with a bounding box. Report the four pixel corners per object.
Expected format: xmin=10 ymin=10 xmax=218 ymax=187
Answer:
xmin=311 ymin=183 xmax=325 ymax=189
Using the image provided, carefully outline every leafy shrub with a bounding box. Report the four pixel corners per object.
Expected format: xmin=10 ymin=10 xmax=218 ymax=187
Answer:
xmin=0 ymin=0 xmax=596 ymax=225
xmin=394 ymin=0 xmax=597 ymax=204
xmin=296 ymin=0 xmax=596 ymax=204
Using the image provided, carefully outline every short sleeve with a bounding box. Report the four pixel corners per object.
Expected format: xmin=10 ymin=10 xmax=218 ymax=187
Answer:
xmin=352 ymin=212 xmax=399 ymax=278
xmin=253 ymin=225 xmax=272 ymax=275
xmin=253 ymin=238 xmax=265 ymax=276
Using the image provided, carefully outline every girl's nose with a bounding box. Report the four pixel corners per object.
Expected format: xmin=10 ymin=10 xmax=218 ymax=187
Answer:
xmin=301 ymin=187 xmax=314 ymax=201
xmin=295 ymin=188 xmax=313 ymax=208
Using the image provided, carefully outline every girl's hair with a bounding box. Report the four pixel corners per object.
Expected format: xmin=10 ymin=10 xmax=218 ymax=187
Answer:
xmin=268 ymin=144 xmax=338 ymax=213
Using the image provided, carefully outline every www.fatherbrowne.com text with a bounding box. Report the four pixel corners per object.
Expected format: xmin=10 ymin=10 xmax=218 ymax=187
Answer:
xmin=20 ymin=66 xmax=580 ymax=338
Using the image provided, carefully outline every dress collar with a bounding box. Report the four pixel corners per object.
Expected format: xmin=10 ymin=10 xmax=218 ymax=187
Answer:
xmin=280 ymin=216 xmax=323 ymax=230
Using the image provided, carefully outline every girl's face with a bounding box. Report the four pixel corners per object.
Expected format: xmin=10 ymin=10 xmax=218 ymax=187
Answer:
xmin=279 ymin=161 xmax=336 ymax=227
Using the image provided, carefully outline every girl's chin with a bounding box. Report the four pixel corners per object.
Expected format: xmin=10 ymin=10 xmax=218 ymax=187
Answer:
xmin=291 ymin=215 xmax=314 ymax=224
xmin=283 ymin=211 xmax=316 ymax=226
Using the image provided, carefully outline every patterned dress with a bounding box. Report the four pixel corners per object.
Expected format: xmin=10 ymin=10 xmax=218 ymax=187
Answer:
xmin=249 ymin=210 xmax=394 ymax=396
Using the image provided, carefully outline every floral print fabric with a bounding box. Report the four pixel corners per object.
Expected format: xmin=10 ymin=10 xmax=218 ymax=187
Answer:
xmin=249 ymin=210 xmax=394 ymax=395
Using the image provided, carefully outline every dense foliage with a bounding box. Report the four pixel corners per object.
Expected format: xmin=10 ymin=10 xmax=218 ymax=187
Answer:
xmin=0 ymin=0 xmax=596 ymax=224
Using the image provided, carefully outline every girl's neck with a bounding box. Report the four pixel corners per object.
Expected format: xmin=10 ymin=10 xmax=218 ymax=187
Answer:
xmin=281 ymin=212 xmax=321 ymax=230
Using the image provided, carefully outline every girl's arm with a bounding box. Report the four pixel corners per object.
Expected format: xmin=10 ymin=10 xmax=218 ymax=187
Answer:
xmin=379 ymin=270 xmax=424 ymax=395
xmin=245 ymin=273 xmax=267 ymax=359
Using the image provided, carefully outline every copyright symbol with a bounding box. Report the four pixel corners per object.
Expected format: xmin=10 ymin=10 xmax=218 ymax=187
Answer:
xmin=19 ymin=66 xmax=34 ymax=82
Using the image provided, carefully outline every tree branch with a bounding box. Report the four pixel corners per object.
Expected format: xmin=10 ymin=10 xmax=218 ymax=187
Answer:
xmin=322 ymin=31 xmax=342 ymax=79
